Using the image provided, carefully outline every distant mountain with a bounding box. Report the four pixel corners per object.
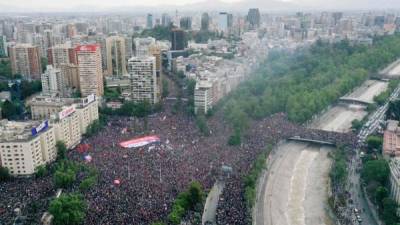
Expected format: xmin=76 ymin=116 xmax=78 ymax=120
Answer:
xmin=0 ymin=0 xmax=399 ymax=13
xmin=177 ymin=0 xmax=299 ymax=12
xmin=298 ymin=0 xmax=400 ymax=10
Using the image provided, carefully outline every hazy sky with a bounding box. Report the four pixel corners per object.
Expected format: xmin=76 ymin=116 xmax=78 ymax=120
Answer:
xmin=0 ymin=0 xmax=398 ymax=11
xmin=1 ymin=0 xmax=243 ymax=8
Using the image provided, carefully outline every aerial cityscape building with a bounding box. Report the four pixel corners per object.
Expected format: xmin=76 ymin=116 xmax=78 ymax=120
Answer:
xmin=9 ymin=44 xmax=41 ymax=79
xmin=2 ymin=5 xmax=400 ymax=225
xmin=76 ymin=44 xmax=104 ymax=97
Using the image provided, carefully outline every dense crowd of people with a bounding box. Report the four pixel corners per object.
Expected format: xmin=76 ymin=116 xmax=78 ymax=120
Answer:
xmin=0 ymin=108 xmax=356 ymax=225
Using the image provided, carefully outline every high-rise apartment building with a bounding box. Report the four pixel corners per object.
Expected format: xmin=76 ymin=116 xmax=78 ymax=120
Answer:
xmin=162 ymin=13 xmax=172 ymax=27
xmin=218 ymin=12 xmax=229 ymax=32
xmin=149 ymin=44 xmax=163 ymax=100
xmin=247 ymin=8 xmax=261 ymax=30
xmin=60 ymin=63 xmax=80 ymax=91
xmin=0 ymin=35 xmax=7 ymax=57
xmin=76 ymin=45 xmax=104 ymax=97
xmin=171 ymin=29 xmax=186 ymax=51
xmin=134 ymin=37 xmax=156 ymax=56
xmin=41 ymin=65 xmax=66 ymax=96
xmin=128 ymin=56 xmax=159 ymax=104
xmin=9 ymin=44 xmax=42 ymax=79
xmin=201 ymin=13 xmax=210 ymax=31
xmin=180 ymin=17 xmax=192 ymax=30
xmin=147 ymin=14 xmax=153 ymax=29
xmin=47 ymin=44 xmax=77 ymax=68
xmin=105 ymin=36 xmax=128 ymax=77
xmin=194 ymin=79 xmax=213 ymax=114
xmin=66 ymin=24 xmax=77 ymax=38
xmin=44 ymin=29 xmax=54 ymax=49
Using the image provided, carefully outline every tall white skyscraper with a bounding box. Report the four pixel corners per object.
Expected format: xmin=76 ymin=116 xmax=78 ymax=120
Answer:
xmin=105 ymin=36 xmax=128 ymax=77
xmin=41 ymin=65 xmax=65 ymax=96
xmin=218 ymin=12 xmax=229 ymax=32
xmin=128 ymin=56 xmax=159 ymax=104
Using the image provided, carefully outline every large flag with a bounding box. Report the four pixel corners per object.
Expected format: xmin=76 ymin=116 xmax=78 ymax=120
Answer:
xmin=119 ymin=135 xmax=160 ymax=149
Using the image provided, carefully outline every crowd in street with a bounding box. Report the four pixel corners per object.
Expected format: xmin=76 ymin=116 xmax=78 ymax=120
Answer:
xmin=0 ymin=109 xmax=356 ymax=225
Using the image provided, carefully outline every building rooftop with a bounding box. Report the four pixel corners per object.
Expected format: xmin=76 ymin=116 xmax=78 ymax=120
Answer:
xmin=0 ymin=120 xmax=49 ymax=142
xmin=384 ymin=120 xmax=400 ymax=157
xmin=28 ymin=94 xmax=76 ymax=107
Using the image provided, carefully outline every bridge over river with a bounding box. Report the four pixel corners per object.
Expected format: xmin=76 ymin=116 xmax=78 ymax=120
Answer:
xmin=252 ymin=77 xmax=391 ymax=225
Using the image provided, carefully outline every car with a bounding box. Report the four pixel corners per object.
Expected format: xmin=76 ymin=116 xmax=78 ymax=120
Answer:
xmin=354 ymin=208 xmax=359 ymax=213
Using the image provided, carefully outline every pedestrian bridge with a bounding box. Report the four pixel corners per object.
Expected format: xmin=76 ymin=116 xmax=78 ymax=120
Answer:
xmin=288 ymin=137 xmax=335 ymax=146
xmin=288 ymin=128 xmax=357 ymax=148
xmin=338 ymin=97 xmax=372 ymax=106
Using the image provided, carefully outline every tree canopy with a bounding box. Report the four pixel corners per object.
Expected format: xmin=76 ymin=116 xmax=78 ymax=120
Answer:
xmin=221 ymin=35 xmax=400 ymax=135
xmin=49 ymin=193 xmax=87 ymax=225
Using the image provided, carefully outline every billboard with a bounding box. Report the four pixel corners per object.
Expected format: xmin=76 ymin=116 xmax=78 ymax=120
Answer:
xmin=75 ymin=44 xmax=99 ymax=52
xmin=119 ymin=135 xmax=160 ymax=149
xmin=59 ymin=105 xmax=76 ymax=120
xmin=31 ymin=120 xmax=49 ymax=136
xmin=82 ymin=94 xmax=95 ymax=106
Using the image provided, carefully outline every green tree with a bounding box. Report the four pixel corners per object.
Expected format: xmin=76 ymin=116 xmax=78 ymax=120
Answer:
xmin=0 ymin=81 xmax=9 ymax=92
xmin=351 ymin=119 xmax=363 ymax=131
xmin=135 ymin=100 xmax=152 ymax=131
xmin=151 ymin=222 xmax=166 ymax=225
xmin=1 ymin=100 xmax=19 ymax=119
xmin=375 ymin=186 xmax=389 ymax=206
xmin=54 ymin=169 xmax=76 ymax=188
xmin=53 ymin=161 xmax=79 ymax=188
xmin=35 ymin=165 xmax=48 ymax=178
xmin=0 ymin=166 xmax=10 ymax=181
xmin=362 ymin=159 xmax=390 ymax=185
xmin=330 ymin=149 xmax=347 ymax=188
xmin=168 ymin=204 xmax=185 ymax=225
xmin=382 ymin=198 xmax=399 ymax=225
xmin=0 ymin=60 xmax=12 ymax=78
xmin=20 ymin=80 xmax=42 ymax=99
xmin=56 ymin=141 xmax=67 ymax=160
xmin=228 ymin=131 xmax=241 ymax=146
xmin=196 ymin=114 xmax=210 ymax=136
xmin=387 ymin=100 xmax=400 ymax=120
xmin=79 ymin=176 xmax=97 ymax=191
xmin=49 ymin=193 xmax=87 ymax=225
xmin=162 ymin=79 xmax=169 ymax=98
xmin=188 ymin=181 xmax=204 ymax=209
xmin=140 ymin=25 xmax=172 ymax=40
xmin=366 ymin=135 xmax=383 ymax=152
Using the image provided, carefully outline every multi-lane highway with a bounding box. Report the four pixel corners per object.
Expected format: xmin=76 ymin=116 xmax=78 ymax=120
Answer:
xmin=346 ymin=84 xmax=400 ymax=225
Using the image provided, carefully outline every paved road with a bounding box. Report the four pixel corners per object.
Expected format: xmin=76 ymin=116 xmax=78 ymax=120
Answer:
xmin=202 ymin=180 xmax=225 ymax=225
xmin=346 ymin=84 xmax=400 ymax=225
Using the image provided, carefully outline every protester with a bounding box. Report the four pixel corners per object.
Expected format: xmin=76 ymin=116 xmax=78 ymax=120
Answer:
xmin=0 ymin=108 xmax=356 ymax=225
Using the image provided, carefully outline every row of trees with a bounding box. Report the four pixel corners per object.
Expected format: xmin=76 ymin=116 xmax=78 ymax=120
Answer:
xmin=167 ymin=181 xmax=204 ymax=224
xmin=360 ymin=133 xmax=399 ymax=225
xmin=0 ymin=79 xmax=42 ymax=120
xmin=0 ymin=60 xmax=12 ymax=78
xmin=48 ymin=142 xmax=98 ymax=225
xmin=361 ymin=158 xmax=399 ymax=224
xmin=373 ymin=80 xmax=400 ymax=106
xmin=221 ymin=35 xmax=400 ymax=142
xmin=329 ymin=147 xmax=348 ymax=209
xmin=243 ymin=145 xmax=272 ymax=217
